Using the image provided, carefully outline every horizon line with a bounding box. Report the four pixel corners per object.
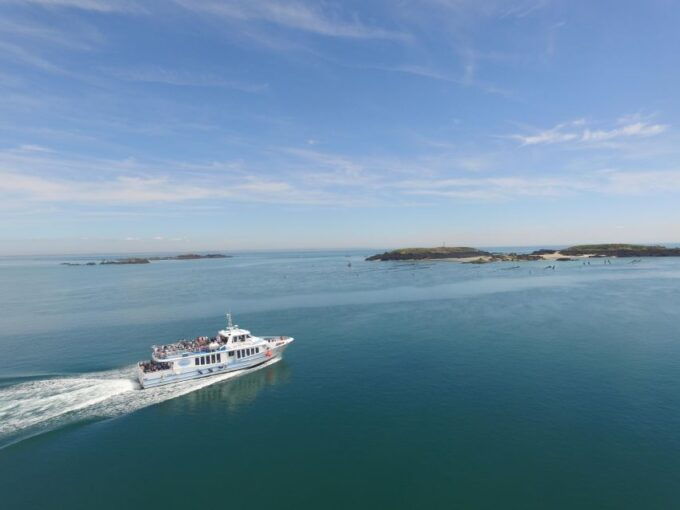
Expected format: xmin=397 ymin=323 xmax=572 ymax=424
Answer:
xmin=2 ymin=241 xmax=679 ymax=258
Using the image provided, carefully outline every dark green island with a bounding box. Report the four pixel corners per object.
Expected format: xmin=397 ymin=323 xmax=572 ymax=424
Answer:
xmin=366 ymin=247 xmax=492 ymax=261
xmin=366 ymin=244 xmax=680 ymax=263
xmin=61 ymin=253 xmax=231 ymax=266
xmin=559 ymin=244 xmax=680 ymax=257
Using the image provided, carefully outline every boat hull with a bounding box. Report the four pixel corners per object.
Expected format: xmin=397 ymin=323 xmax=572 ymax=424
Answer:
xmin=138 ymin=343 xmax=290 ymax=389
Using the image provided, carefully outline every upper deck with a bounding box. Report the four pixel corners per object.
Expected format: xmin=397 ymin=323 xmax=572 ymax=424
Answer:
xmin=149 ymin=313 xmax=293 ymax=361
xmin=153 ymin=326 xmax=255 ymax=359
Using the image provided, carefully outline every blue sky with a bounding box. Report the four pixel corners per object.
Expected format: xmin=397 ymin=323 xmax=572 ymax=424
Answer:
xmin=1 ymin=0 xmax=680 ymax=254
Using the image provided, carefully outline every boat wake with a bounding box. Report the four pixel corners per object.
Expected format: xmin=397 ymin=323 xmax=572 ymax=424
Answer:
xmin=0 ymin=358 xmax=280 ymax=450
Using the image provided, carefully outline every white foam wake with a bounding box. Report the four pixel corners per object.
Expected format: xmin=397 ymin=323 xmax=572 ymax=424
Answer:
xmin=0 ymin=358 xmax=280 ymax=449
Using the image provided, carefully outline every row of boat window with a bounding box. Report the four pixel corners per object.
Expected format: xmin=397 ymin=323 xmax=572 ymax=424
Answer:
xmin=194 ymin=348 xmax=260 ymax=366
xmin=234 ymin=347 xmax=259 ymax=359
xmin=232 ymin=334 xmax=250 ymax=343
xmin=195 ymin=353 xmax=222 ymax=366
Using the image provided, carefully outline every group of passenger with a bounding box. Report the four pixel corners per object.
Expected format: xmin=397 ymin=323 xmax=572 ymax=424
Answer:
xmin=140 ymin=361 xmax=171 ymax=373
xmin=154 ymin=335 xmax=224 ymax=358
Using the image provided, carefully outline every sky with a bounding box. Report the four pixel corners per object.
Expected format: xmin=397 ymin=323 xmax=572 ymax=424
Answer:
xmin=1 ymin=0 xmax=680 ymax=254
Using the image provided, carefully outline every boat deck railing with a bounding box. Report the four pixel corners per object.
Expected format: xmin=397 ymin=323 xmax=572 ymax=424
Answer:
xmin=152 ymin=336 xmax=291 ymax=359
xmin=153 ymin=336 xmax=227 ymax=359
xmin=263 ymin=336 xmax=292 ymax=343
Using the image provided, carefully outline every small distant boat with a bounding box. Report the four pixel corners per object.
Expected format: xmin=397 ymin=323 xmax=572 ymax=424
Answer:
xmin=137 ymin=313 xmax=294 ymax=389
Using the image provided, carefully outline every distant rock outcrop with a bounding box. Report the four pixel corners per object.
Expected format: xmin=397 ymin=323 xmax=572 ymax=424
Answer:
xmin=100 ymin=258 xmax=150 ymax=265
xmin=366 ymin=247 xmax=491 ymax=261
xmin=148 ymin=253 xmax=231 ymax=261
xmin=366 ymin=243 xmax=680 ymax=264
xmin=560 ymin=244 xmax=680 ymax=257
xmin=61 ymin=253 xmax=231 ymax=266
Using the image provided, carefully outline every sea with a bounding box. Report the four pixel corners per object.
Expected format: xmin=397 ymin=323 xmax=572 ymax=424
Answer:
xmin=1 ymin=249 xmax=680 ymax=509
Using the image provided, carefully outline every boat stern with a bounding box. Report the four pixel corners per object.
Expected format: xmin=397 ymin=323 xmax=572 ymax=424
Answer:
xmin=137 ymin=360 xmax=173 ymax=389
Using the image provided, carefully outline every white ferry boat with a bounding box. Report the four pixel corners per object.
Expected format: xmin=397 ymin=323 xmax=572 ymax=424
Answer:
xmin=137 ymin=314 xmax=294 ymax=389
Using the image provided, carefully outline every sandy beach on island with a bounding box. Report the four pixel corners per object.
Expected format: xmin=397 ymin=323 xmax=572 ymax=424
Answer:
xmin=539 ymin=252 xmax=597 ymax=260
xmin=435 ymin=252 xmax=600 ymax=263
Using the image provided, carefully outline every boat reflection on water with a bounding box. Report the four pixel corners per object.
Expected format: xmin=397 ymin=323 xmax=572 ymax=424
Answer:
xmin=170 ymin=359 xmax=291 ymax=413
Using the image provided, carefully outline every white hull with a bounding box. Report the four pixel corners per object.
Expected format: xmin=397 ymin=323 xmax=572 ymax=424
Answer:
xmin=138 ymin=338 xmax=292 ymax=389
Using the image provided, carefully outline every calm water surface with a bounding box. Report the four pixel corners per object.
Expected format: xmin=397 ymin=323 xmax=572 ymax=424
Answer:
xmin=1 ymin=251 xmax=680 ymax=508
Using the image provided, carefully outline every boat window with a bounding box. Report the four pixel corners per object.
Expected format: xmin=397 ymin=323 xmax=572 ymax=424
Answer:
xmin=237 ymin=350 xmax=241 ymax=359
xmin=255 ymin=347 xmax=259 ymax=353
xmin=195 ymin=358 xmax=199 ymax=366
xmin=228 ymin=351 xmax=234 ymax=357
xmin=217 ymin=353 xmax=221 ymax=362
xmin=211 ymin=354 xmax=216 ymax=363
xmin=200 ymin=357 xmax=205 ymax=365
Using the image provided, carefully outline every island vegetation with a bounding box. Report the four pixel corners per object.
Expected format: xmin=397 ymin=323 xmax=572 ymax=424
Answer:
xmin=366 ymin=244 xmax=680 ymax=263
xmin=559 ymin=244 xmax=680 ymax=257
xmin=366 ymin=247 xmax=491 ymax=261
xmin=61 ymin=253 xmax=231 ymax=266
xmin=148 ymin=253 xmax=230 ymax=261
xmin=100 ymin=257 xmax=151 ymax=265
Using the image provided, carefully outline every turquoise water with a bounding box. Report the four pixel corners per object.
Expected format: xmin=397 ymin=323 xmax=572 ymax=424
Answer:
xmin=1 ymin=251 xmax=680 ymax=508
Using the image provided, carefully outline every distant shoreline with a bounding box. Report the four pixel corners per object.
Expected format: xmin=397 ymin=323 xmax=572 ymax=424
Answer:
xmin=60 ymin=253 xmax=231 ymax=266
xmin=366 ymin=244 xmax=680 ymax=263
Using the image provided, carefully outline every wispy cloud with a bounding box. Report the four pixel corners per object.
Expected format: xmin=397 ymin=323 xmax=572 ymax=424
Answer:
xmin=103 ymin=67 xmax=268 ymax=92
xmin=11 ymin=0 xmax=142 ymax=13
xmin=2 ymin=141 xmax=680 ymax=217
xmin=510 ymin=118 xmax=669 ymax=146
xmin=0 ymin=17 xmax=102 ymax=50
xmin=600 ymin=169 xmax=680 ymax=194
xmin=0 ymin=169 xmax=347 ymax=205
xmin=368 ymin=63 xmax=512 ymax=97
xmin=394 ymin=176 xmax=584 ymax=200
xmin=393 ymin=169 xmax=680 ymax=200
xmin=0 ymin=41 xmax=65 ymax=73
xmin=0 ymin=147 xmax=374 ymax=207
xmin=174 ymin=0 xmax=406 ymax=40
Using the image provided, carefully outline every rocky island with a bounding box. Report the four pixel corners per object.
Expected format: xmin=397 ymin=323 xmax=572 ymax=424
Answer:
xmin=558 ymin=244 xmax=680 ymax=257
xmin=61 ymin=253 xmax=231 ymax=266
xmin=366 ymin=247 xmax=492 ymax=261
xmin=366 ymin=244 xmax=680 ymax=263
xmin=148 ymin=253 xmax=230 ymax=261
xmin=100 ymin=257 xmax=150 ymax=265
